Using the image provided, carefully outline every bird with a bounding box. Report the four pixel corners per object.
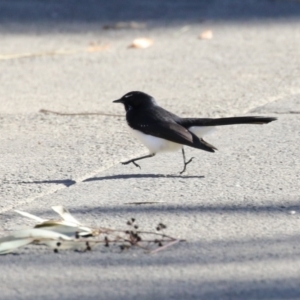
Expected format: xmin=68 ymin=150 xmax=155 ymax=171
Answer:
xmin=113 ymin=91 xmax=277 ymax=174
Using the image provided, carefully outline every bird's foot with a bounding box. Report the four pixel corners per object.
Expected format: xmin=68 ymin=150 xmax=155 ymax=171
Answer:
xmin=122 ymin=160 xmax=141 ymax=169
xmin=179 ymin=157 xmax=195 ymax=174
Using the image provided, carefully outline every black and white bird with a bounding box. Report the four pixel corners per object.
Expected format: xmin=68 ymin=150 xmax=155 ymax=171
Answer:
xmin=113 ymin=91 xmax=276 ymax=174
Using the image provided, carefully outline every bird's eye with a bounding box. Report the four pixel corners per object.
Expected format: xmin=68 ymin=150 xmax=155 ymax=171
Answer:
xmin=124 ymin=94 xmax=132 ymax=98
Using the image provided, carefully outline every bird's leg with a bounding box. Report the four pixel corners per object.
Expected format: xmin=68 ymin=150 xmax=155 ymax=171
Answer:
xmin=180 ymin=148 xmax=195 ymax=174
xmin=122 ymin=153 xmax=155 ymax=169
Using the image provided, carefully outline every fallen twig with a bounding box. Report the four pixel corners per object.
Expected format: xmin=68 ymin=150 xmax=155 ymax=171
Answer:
xmin=149 ymin=239 xmax=181 ymax=254
xmin=0 ymin=44 xmax=110 ymax=61
xmin=39 ymin=109 xmax=123 ymax=117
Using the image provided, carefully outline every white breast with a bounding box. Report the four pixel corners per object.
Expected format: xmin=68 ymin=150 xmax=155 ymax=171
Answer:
xmin=129 ymin=128 xmax=182 ymax=154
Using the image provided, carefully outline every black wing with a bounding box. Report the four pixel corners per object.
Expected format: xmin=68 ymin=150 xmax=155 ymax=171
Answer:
xmin=127 ymin=107 xmax=216 ymax=152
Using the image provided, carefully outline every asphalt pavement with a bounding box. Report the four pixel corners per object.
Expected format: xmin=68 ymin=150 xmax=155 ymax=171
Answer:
xmin=1 ymin=0 xmax=300 ymax=299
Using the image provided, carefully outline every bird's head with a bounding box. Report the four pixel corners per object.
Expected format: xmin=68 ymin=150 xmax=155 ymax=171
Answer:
xmin=113 ymin=91 xmax=156 ymax=112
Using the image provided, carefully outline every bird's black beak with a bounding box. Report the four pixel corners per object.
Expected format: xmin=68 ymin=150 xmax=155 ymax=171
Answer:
xmin=113 ymin=98 xmax=124 ymax=103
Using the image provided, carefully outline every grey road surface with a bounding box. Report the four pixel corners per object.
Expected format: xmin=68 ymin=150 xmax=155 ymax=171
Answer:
xmin=1 ymin=0 xmax=300 ymax=299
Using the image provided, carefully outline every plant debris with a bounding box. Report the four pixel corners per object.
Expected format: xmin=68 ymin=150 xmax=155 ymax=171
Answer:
xmin=128 ymin=38 xmax=154 ymax=49
xmin=198 ymin=30 xmax=213 ymax=40
xmin=0 ymin=206 xmax=183 ymax=255
xmin=86 ymin=42 xmax=110 ymax=53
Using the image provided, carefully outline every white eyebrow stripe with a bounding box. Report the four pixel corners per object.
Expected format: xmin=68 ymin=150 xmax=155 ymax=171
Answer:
xmin=124 ymin=94 xmax=132 ymax=98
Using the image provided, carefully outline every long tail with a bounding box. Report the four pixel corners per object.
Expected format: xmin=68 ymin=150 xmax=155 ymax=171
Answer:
xmin=179 ymin=116 xmax=276 ymax=153
xmin=180 ymin=116 xmax=277 ymax=127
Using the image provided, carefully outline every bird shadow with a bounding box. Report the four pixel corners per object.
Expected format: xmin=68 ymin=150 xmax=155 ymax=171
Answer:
xmin=83 ymin=173 xmax=204 ymax=182
xmin=19 ymin=173 xmax=204 ymax=187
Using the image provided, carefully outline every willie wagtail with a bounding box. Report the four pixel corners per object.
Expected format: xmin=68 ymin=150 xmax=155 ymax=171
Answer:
xmin=113 ymin=91 xmax=277 ymax=174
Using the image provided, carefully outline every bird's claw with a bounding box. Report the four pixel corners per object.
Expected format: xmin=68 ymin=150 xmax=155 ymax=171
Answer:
xmin=132 ymin=161 xmax=141 ymax=169
xmin=186 ymin=157 xmax=195 ymax=165
xmin=121 ymin=160 xmax=141 ymax=169
xmin=179 ymin=157 xmax=195 ymax=174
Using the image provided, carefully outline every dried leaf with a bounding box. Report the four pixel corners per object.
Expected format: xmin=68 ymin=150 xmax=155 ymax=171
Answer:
xmin=199 ymin=30 xmax=213 ymax=40
xmin=35 ymin=221 xmax=93 ymax=237
xmin=51 ymin=206 xmax=81 ymax=225
xmin=129 ymin=38 xmax=153 ymax=49
xmin=10 ymin=228 xmax=72 ymax=241
xmin=0 ymin=238 xmax=34 ymax=255
xmin=0 ymin=229 xmax=71 ymax=255
xmin=86 ymin=43 xmax=110 ymax=53
xmin=14 ymin=210 xmax=46 ymax=222
xmin=15 ymin=206 xmax=93 ymax=237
